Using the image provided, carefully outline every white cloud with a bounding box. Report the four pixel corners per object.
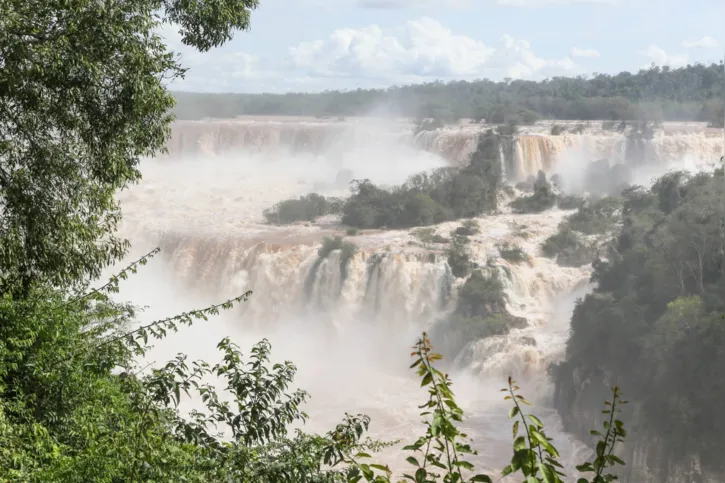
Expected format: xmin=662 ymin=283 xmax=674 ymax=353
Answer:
xmin=158 ymin=18 xmax=583 ymax=92
xmin=287 ymin=17 xmax=577 ymax=83
xmin=681 ymin=36 xmax=719 ymax=49
xmin=637 ymin=45 xmax=689 ymax=68
xmin=570 ymin=47 xmax=600 ymax=58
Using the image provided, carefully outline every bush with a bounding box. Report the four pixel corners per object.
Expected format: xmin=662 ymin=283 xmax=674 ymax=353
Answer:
xmin=510 ymin=171 xmax=557 ymax=214
xmin=345 ymin=228 xmax=359 ymax=236
xmin=550 ymin=124 xmax=566 ymax=135
xmin=541 ymin=225 xmax=597 ymax=267
xmin=432 ymin=234 xmax=450 ymax=244
xmin=498 ymin=243 xmax=528 ymax=264
xmin=566 ymin=197 xmax=623 ymax=234
xmin=446 ymin=235 xmax=473 ymax=278
xmin=429 ymin=268 xmax=525 ymax=359
xmin=455 ymin=269 xmax=508 ymax=317
xmin=411 ymin=227 xmax=436 ymax=246
xmin=557 ymin=194 xmax=586 ymax=210
xmin=453 ymin=219 xmax=480 ymax=237
xmin=264 ymin=194 xmax=342 ymax=224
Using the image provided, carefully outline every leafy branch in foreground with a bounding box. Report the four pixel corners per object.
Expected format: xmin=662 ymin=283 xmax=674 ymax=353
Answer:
xmin=342 ymin=333 xmax=628 ymax=483
xmin=65 ymin=247 xmax=162 ymax=306
xmin=46 ymin=247 xmax=253 ymax=369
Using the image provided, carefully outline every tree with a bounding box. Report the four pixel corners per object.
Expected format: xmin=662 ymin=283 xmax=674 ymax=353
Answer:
xmin=0 ymin=0 xmax=260 ymax=295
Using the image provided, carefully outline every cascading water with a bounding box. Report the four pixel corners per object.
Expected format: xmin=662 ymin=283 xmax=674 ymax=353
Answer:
xmin=164 ymin=119 xmax=724 ymax=187
xmin=110 ymin=118 xmax=722 ymax=480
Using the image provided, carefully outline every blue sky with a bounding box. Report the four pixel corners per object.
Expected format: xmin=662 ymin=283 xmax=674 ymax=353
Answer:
xmin=161 ymin=0 xmax=724 ymax=93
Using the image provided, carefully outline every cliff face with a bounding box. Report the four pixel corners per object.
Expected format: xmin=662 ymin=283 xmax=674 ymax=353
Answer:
xmin=553 ymin=364 xmax=724 ymax=483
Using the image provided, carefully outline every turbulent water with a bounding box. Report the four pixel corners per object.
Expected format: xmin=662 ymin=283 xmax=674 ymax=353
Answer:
xmin=113 ymin=118 xmax=722 ymax=480
xmin=166 ymin=118 xmax=723 ymax=184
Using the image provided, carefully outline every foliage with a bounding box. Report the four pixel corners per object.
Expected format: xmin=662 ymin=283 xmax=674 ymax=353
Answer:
xmin=264 ymin=194 xmax=343 ymax=224
xmin=498 ymin=243 xmax=528 ymax=264
xmin=502 ymin=381 xmax=627 ymax=483
xmin=566 ymin=197 xmax=623 ymax=235
xmin=510 ymin=171 xmax=557 ymax=214
xmin=554 ymin=167 xmax=725 ymax=470
xmin=446 ymin=235 xmax=473 ymax=279
xmin=541 ymin=226 xmax=597 ymax=267
xmin=429 ymin=269 xmax=526 ymax=358
xmin=541 ymin=196 xmax=622 ymax=266
xmin=316 ymin=236 xmax=359 ymax=282
xmin=171 ymin=63 xmax=725 ymax=122
xmin=341 ymin=131 xmax=503 ymax=230
xmin=0 ymin=0 xmax=260 ymax=296
xmin=453 ymin=220 xmax=481 ymax=237
xmin=550 ymin=125 xmax=566 ymax=135
xmin=339 ymin=334 xmax=629 ymax=483
xmin=557 ymin=195 xmax=586 ymax=211
xmin=412 ymin=228 xmax=438 ymax=248
xmin=454 ymin=269 xmax=508 ymax=318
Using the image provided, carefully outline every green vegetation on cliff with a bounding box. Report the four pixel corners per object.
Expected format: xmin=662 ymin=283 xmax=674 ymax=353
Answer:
xmin=541 ymin=196 xmax=624 ymax=267
xmin=172 ymin=63 xmax=725 ymax=124
xmin=553 ymin=167 xmax=725 ymax=471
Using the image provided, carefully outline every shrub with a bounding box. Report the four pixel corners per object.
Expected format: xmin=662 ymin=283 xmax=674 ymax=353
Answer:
xmin=454 ymin=219 xmax=481 ymax=237
xmin=557 ymin=194 xmax=586 ymax=210
xmin=264 ymin=194 xmax=342 ymax=224
xmin=446 ymin=235 xmax=473 ymax=278
xmin=498 ymin=243 xmax=528 ymax=264
xmin=541 ymin=225 xmax=597 ymax=267
xmin=412 ymin=227 xmax=436 ymax=246
xmin=550 ymin=124 xmax=566 ymax=135
xmin=567 ymin=196 xmax=623 ymax=234
xmin=510 ymin=171 xmax=557 ymax=214
xmin=318 ymin=236 xmax=359 ymax=279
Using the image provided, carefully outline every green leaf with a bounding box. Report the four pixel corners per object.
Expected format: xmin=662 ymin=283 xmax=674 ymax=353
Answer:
xmin=406 ymin=456 xmax=420 ymax=467
xmin=530 ymin=430 xmax=560 ymax=458
xmin=528 ymin=414 xmax=544 ymax=428
xmin=513 ymin=420 xmax=520 ymax=438
xmin=414 ymin=467 xmax=427 ymax=483
xmin=470 ymin=475 xmax=493 ymax=482
xmin=421 ymin=372 xmax=433 ymax=387
xmin=514 ymin=436 xmax=527 ymax=451
xmin=539 ymin=462 xmax=558 ymax=483
xmin=509 ymin=406 xmax=520 ymax=419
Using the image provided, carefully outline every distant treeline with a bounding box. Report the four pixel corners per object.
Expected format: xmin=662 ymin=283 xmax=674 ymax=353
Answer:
xmin=172 ymin=63 xmax=725 ymax=126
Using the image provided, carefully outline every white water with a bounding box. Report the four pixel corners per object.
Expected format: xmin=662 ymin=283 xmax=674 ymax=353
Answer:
xmin=167 ymin=118 xmax=724 ymax=186
xmin=110 ymin=118 xmax=720 ymax=480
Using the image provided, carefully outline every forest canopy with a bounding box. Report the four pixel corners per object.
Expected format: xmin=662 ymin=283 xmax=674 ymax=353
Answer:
xmin=172 ymin=62 xmax=725 ymax=126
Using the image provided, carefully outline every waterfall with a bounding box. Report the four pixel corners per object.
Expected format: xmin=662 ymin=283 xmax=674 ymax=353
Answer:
xmin=163 ymin=119 xmax=724 ymax=187
xmin=111 ymin=116 xmax=721 ymax=480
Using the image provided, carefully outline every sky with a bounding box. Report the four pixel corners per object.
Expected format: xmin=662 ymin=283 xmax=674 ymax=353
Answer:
xmin=160 ymin=0 xmax=724 ymax=94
